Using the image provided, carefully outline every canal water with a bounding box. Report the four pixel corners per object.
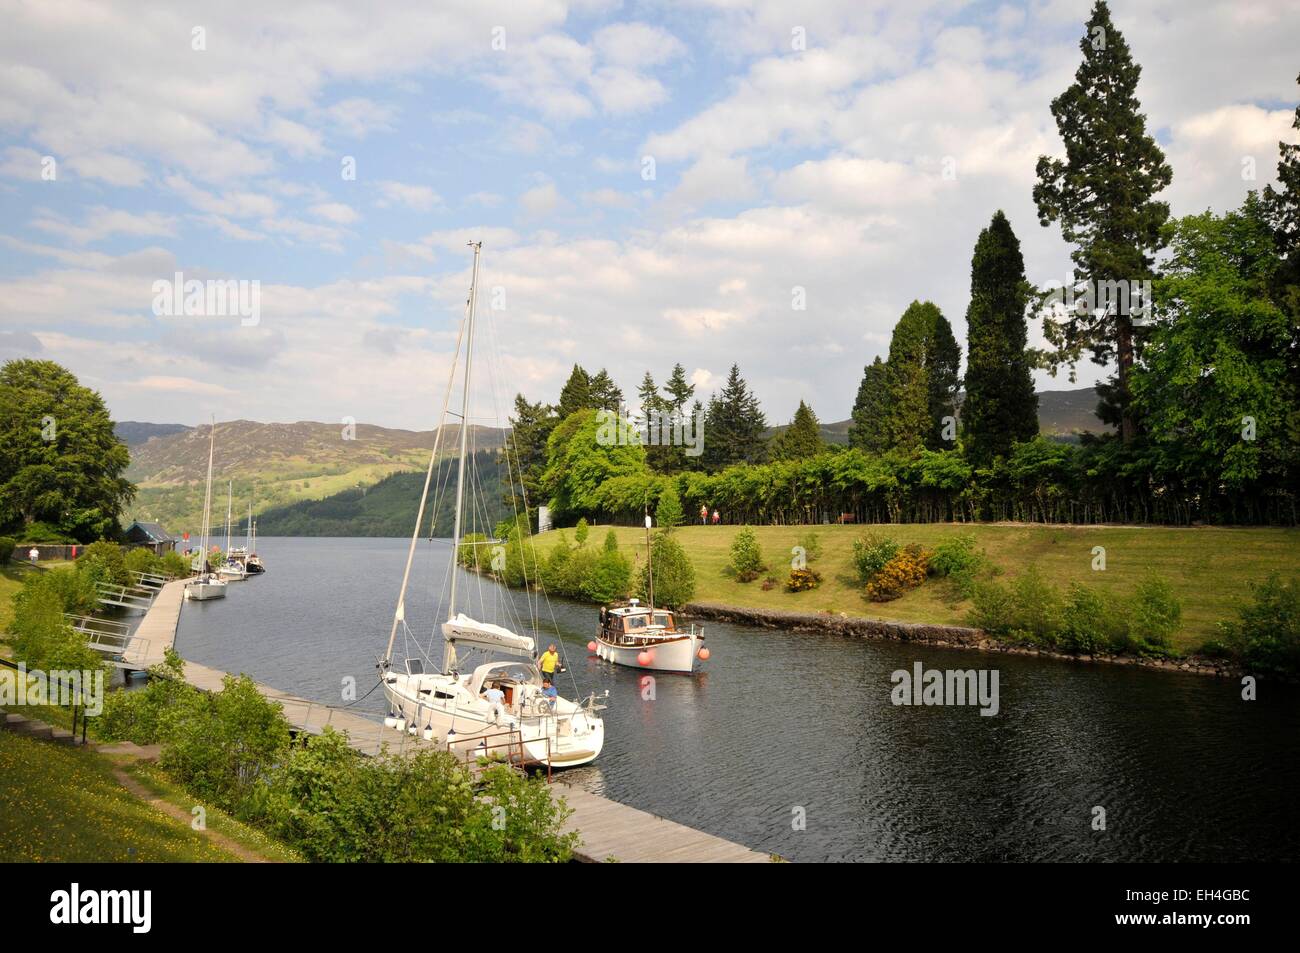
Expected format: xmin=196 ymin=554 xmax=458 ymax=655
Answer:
xmin=175 ymin=536 xmax=1300 ymax=862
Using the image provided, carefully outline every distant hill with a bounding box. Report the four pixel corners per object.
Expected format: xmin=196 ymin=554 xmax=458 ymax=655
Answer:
xmin=125 ymin=419 xmax=507 ymax=536
xmin=115 ymin=421 xmax=191 ymax=448
xmin=768 ymin=386 xmax=1110 ymax=445
xmin=255 ymin=451 xmax=509 ymax=538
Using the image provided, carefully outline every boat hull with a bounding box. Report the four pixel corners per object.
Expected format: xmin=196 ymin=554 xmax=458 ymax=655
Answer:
xmin=594 ymin=633 xmax=702 ymax=673
xmin=382 ymin=678 xmax=603 ymax=769
xmin=185 ymin=580 xmax=227 ymax=601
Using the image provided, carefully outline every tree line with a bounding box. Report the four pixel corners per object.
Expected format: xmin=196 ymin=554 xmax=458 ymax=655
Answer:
xmin=507 ymin=2 xmax=1298 ymax=529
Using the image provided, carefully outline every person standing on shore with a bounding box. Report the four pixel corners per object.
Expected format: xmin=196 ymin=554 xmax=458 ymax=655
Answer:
xmin=699 ymin=504 xmax=708 ymax=525
xmin=712 ymin=509 xmax=720 ymax=525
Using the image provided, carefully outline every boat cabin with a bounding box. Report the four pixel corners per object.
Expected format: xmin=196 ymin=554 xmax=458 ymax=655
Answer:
xmin=599 ymin=599 xmax=678 ymax=643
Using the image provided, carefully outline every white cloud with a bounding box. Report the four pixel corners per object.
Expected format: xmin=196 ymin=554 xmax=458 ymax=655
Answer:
xmin=31 ymin=206 xmax=176 ymax=245
xmin=309 ymin=202 xmax=361 ymax=224
xmin=376 ymin=180 xmax=442 ymax=212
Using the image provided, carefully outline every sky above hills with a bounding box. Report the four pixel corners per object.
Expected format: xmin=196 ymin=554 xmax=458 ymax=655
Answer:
xmin=1 ymin=0 xmax=1297 ymax=430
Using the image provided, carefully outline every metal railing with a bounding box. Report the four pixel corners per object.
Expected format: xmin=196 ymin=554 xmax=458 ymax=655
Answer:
xmin=94 ymin=582 xmax=155 ymax=610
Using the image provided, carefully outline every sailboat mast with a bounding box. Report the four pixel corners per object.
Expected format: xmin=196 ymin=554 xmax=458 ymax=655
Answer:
xmin=447 ymin=240 xmax=481 ymax=623
xmin=381 ymin=249 xmax=474 ymax=668
xmin=645 ymin=512 xmax=654 ymax=613
xmin=199 ymin=418 xmax=215 ymax=578
xmin=225 ymin=482 xmax=233 ymax=555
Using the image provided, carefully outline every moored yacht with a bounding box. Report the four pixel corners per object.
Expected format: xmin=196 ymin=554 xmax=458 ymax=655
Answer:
xmin=378 ymin=242 xmax=606 ymax=769
xmin=594 ymin=515 xmax=708 ymax=673
xmin=185 ymin=419 xmax=227 ymax=602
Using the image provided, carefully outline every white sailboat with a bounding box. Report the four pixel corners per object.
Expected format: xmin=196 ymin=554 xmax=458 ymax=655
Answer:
xmin=594 ymin=515 xmax=708 ymax=673
xmin=185 ymin=419 xmax=227 ymax=601
xmin=217 ymin=482 xmax=248 ymax=580
xmin=244 ymin=505 xmax=265 ymax=574
xmin=379 ymin=242 xmax=606 ymax=769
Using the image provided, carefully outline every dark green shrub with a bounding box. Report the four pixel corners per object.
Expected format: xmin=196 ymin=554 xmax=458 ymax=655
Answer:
xmin=1059 ymin=583 xmax=1127 ymax=654
xmin=728 ymin=526 xmax=766 ymax=582
xmin=0 ymin=536 xmax=15 ymax=562
xmin=1218 ymin=574 xmax=1299 ymax=675
xmin=967 ymin=579 xmax=1014 ymax=634
xmin=1008 ymin=567 xmax=1061 ymax=644
xmin=636 ymin=532 xmax=695 ymax=608
xmin=1129 ymin=576 xmax=1181 ymax=656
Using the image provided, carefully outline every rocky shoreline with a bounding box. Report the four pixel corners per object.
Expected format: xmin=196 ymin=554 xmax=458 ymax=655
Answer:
xmin=682 ymin=602 xmax=1246 ymax=680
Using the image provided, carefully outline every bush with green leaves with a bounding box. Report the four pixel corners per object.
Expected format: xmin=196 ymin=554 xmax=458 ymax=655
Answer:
xmin=457 ymin=533 xmax=489 ymax=570
xmin=9 ymin=573 xmax=103 ymax=673
xmin=851 ymin=533 xmax=898 ymax=585
xmin=158 ymin=551 xmax=190 ymax=578
xmin=262 ymin=728 xmax=577 ymax=862
xmin=1007 ymin=567 xmax=1062 ymax=644
xmin=75 ymin=540 xmax=127 ymax=588
xmin=728 ymin=526 xmax=766 ymax=582
xmin=796 ymin=531 xmax=821 ymax=566
xmin=97 ymin=650 xmax=194 ymax=744
xmin=0 ymin=536 xmax=15 ymax=562
xmin=1058 ymin=583 xmax=1127 ymax=655
xmin=1217 ymin=574 xmax=1299 ymax=675
xmin=655 ymin=485 xmax=684 ymax=530
xmin=124 ymin=546 xmax=161 ymax=578
xmin=157 ymin=672 xmax=292 ymax=812
xmin=1128 ymin=576 xmax=1181 ymax=656
xmin=928 ymin=534 xmax=988 ymax=596
xmin=581 ymin=547 xmax=631 ymax=603
xmin=636 ymin=532 xmax=696 ymax=608
xmin=574 ymin=518 xmax=590 ymax=547
xmin=967 ymin=579 xmax=1014 ymax=634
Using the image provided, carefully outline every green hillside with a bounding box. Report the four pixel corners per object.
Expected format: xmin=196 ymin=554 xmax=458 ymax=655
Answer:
xmin=126 ymin=419 xmax=507 ymax=536
xmin=254 ymin=450 xmax=511 ymax=537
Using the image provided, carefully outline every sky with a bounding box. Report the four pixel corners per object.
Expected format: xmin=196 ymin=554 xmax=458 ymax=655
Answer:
xmin=1 ymin=0 xmax=1297 ymax=431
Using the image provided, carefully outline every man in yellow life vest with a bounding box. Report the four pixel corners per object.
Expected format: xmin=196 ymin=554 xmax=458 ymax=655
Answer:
xmin=539 ymin=644 xmax=560 ymax=681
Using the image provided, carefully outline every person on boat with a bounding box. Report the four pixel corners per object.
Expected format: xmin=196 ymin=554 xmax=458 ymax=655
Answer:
xmin=482 ymin=684 xmax=506 ymax=719
xmin=539 ymin=679 xmax=558 ymax=712
xmin=540 ymin=644 xmax=560 ymax=680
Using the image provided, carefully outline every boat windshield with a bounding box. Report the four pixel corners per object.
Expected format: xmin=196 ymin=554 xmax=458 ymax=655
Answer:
xmin=624 ymin=615 xmax=649 ymax=630
xmin=653 ymin=612 xmax=673 ymax=627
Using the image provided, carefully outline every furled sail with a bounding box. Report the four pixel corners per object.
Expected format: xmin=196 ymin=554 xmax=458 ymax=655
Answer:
xmin=442 ymin=613 xmax=535 ymax=658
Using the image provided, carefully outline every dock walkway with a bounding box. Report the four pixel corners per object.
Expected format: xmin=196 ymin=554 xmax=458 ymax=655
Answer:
xmin=119 ymin=578 xmax=772 ymax=863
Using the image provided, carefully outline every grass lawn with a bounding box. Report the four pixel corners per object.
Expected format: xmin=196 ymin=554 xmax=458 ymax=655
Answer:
xmin=537 ymin=523 xmax=1300 ymax=651
xmin=0 ymin=730 xmax=242 ymax=862
xmin=124 ymin=761 xmax=304 ymax=863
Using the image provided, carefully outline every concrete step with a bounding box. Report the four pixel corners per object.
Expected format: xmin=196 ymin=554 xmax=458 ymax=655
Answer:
xmin=49 ymin=728 xmax=76 ymax=745
xmin=3 ymin=713 xmax=54 ymax=739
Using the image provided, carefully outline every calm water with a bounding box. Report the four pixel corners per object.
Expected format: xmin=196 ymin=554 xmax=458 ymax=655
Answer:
xmin=175 ymin=537 xmax=1300 ymax=862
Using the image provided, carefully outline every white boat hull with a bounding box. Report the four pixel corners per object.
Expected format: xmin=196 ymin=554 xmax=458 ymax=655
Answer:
xmin=382 ymin=675 xmax=603 ymax=769
xmin=595 ymin=633 xmax=703 ymax=673
xmin=185 ymin=579 xmax=227 ymax=601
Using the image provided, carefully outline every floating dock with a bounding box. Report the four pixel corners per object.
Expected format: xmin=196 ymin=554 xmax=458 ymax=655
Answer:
xmin=118 ymin=578 xmax=772 ymax=863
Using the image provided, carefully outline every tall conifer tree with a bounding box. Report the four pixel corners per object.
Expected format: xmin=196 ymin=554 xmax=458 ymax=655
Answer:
xmin=962 ymin=211 xmax=1039 ymax=465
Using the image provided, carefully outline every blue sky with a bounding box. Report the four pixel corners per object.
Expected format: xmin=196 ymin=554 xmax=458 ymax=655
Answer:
xmin=1 ymin=0 xmax=1297 ymax=430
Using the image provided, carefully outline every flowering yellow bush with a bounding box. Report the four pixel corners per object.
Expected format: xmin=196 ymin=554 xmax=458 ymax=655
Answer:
xmin=865 ymin=546 xmax=932 ymax=602
xmin=786 ymin=568 xmax=821 ymax=592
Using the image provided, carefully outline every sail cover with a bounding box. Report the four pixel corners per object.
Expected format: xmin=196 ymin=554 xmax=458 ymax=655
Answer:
xmin=442 ymin=613 xmax=535 ymax=658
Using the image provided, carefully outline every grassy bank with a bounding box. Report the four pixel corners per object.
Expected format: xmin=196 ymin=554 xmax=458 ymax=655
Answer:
xmin=0 ymin=731 xmax=243 ymax=862
xmin=0 ymin=559 xmax=64 ymax=634
xmin=534 ymin=523 xmax=1300 ymax=651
